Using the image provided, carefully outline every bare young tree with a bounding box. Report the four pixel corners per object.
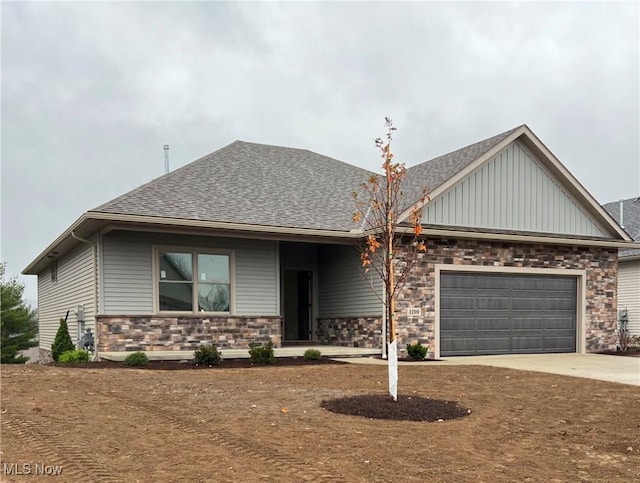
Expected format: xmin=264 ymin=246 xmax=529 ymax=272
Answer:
xmin=353 ymin=117 xmax=428 ymax=400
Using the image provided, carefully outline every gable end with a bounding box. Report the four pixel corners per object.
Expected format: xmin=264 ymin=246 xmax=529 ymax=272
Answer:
xmin=421 ymin=140 xmax=608 ymax=237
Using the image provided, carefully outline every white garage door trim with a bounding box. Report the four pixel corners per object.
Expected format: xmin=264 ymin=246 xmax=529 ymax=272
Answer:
xmin=433 ymin=265 xmax=587 ymax=359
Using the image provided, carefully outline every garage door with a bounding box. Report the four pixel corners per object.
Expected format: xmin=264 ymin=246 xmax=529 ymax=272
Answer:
xmin=440 ymin=272 xmax=577 ymax=356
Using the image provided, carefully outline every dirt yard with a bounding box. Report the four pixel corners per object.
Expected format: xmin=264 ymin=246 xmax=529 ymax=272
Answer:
xmin=1 ymin=362 xmax=639 ymax=482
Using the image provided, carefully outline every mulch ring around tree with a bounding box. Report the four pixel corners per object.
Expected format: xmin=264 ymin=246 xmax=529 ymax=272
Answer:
xmin=321 ymin=394 xmax=472 ymax=422
xmin=48 ymin=357 xmax=347 ymax=370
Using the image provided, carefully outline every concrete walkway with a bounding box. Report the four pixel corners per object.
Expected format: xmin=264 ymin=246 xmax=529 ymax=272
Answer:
xmin=339 ymin=353 xmax=640 ymax=386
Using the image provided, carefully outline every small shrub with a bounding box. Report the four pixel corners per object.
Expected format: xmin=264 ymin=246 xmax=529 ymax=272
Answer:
xmin=618 ymin=327 xmax=633 ymax=352
xmin=52 ymin=318 xmax=75 ymax=362
xmin=124 ymin=351 xmax=149 ymax=367
xmin=303 ymin=348 xmax=322 ymax=361
xmin=406 ymin=343 xmax=428 ymax=360
xmin=58 ymin=349 xmax=90 ymax=364
xmin=194 ymin=344 xmax=222 ymax=366
xmin=248 ymin=341 xmax=275 ymax=364
xmin=628 ymin=335 xmax=640 ymax=352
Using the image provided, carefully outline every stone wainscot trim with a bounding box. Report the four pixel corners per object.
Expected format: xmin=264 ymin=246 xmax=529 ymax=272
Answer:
xmin=97 ymin=315 xmax=282 ymax=352
xmin=317 ymin=317 xmax=382 ymax=349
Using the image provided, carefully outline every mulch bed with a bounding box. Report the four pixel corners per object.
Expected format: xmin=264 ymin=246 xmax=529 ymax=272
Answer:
xmin=48 ymin=357 xmax=347 ymax=370
xmin=321 ymin=394 xmax=472 ymax=422
xmin=372 ymin=355 xmax=443 ymax=362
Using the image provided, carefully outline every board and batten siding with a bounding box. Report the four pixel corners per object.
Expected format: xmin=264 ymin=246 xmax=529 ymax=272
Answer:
xmin=422 ymin=141 xmax=608 ymax=237
xmin=318 ymin=244 xmax=382 ymax=317
xmin=618 ymin=259 xmax=640 ymax=336
xmin=101 ymin=232 xmax=278 ymax=316
xmin=37 ymin=241 xmax=95 ymax=350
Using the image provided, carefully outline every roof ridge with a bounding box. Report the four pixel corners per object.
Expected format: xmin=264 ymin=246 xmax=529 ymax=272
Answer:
xmin=408 ymin=124 xmax=524 ymax=170
xmin=89 ymin=140 xmax=241 ymax=213
xmin=399 ymin=124 xmax=524 ymax=208
xmin=89 ymin=139 xmax=378 ymax=232
xmin=233 ymin=140 xmax=378 ymax=175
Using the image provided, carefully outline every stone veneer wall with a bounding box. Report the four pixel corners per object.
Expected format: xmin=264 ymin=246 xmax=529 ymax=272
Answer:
xmin=394 ymin=238 xmax=618 ymax=355
xmin=97 ymin=315 xmax=282 ymax=352
xmin=317 ymin=317 xmax=382 ymax=348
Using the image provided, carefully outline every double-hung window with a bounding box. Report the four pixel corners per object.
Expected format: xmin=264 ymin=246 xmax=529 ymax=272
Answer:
xmin=157 ymin=249 xmax=232 ymax=313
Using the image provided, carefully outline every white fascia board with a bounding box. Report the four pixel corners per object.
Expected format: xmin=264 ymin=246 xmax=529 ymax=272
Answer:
xmin=396 ymin=226 xmax=640 ymax=249
xmin=519 ymin=126 xmax=631 ymax=241
xmin=22 ymin=214 xmax=90 ymax=275
xmin=397 ymin=126 xmax=527 ymax=224
xmin=398 ymin=125 xmax=631 ymax=242
xmin=22 ymin=212 xmax=361 ymax=274
xmin=88 ymin=212 xmax=360 ymax=238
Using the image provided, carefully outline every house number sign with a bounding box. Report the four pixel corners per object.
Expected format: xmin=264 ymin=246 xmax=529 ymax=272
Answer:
xmin=406 ymin=307 xmax=421 ymax=317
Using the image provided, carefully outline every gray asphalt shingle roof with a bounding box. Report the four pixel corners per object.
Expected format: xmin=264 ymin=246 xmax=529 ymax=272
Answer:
xmin=91 ymin=141 xmax=377 ymax=232
xmin=92 ymin=127 xmax=526 ymax=233
xmin=603 ymin=197 xmax=640 ymax=257
xmin=403 ymin=125 xmax=522 ymax=205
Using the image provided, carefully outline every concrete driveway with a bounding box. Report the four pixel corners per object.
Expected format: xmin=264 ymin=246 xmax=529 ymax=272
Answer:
xmin=342 ymin=353 xmax=640 ymax=386
xmin=437 ymin=353 xmax=640 ymax=386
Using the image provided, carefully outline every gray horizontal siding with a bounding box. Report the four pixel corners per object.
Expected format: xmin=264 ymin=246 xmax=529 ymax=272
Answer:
xmin=318 ymin=245 xmax=382 ymax=317
xmin=235 ymin=243 xmax=278 ymax=315
xmin=422 ymin=141 xmax=607 ymax=237
xmin=37 ymin=242 xmax=95 ymax=351
xmin=101 ymin=232 xmax=277 ymax=316
xmin=103 ymin=237 xmax=153 ymax=313
xmin=618 ymin=259 xmax=640 ymax=336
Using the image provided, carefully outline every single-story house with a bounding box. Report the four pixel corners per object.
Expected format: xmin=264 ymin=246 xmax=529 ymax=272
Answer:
xmin=23 ymin=124 xmax=636 ymax=359
xmin=603 ymin=197 xmax=640 ymax=336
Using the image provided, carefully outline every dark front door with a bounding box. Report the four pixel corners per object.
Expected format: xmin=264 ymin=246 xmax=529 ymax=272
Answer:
xmin=283 ymin=270 xmax=312 ymax=341
xmin=440 ymin=272 xmax=577 ymax=356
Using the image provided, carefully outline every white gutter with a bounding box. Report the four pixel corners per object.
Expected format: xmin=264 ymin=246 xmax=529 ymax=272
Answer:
xmin=23 ymin=215 xmax=89 ymax=274
xmin=88 ymin=212 xmax=363 ymax=239
xmin=25 ymin=209 xmax=637 ymax=276
xmin=23 ymin=212 xmax=364 ymax=274
xmin=71 ymin=231 xmax=99 ymax=361
xmin=394 ymin=226 xmax=640 ymax=249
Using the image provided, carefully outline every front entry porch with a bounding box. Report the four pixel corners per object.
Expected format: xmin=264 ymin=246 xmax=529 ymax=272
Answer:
xmin=94 ymin=239 xmax=385 ymax=357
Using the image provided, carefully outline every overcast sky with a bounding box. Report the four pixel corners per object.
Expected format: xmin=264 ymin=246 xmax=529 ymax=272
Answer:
xmin=2 ymin=1 xmax=639 ymax=304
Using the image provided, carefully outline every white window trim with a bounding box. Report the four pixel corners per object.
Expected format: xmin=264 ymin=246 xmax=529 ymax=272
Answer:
xmin=152 ymin=245 xmax=236 ymax=315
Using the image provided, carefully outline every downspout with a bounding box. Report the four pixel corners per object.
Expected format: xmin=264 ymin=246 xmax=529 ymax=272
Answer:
xmin=71 ymin=231 xmax=99 ymax=361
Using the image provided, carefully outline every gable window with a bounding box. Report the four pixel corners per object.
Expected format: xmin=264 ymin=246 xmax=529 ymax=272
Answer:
xmin=157 ymin=249 xmax=232 ymax=313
